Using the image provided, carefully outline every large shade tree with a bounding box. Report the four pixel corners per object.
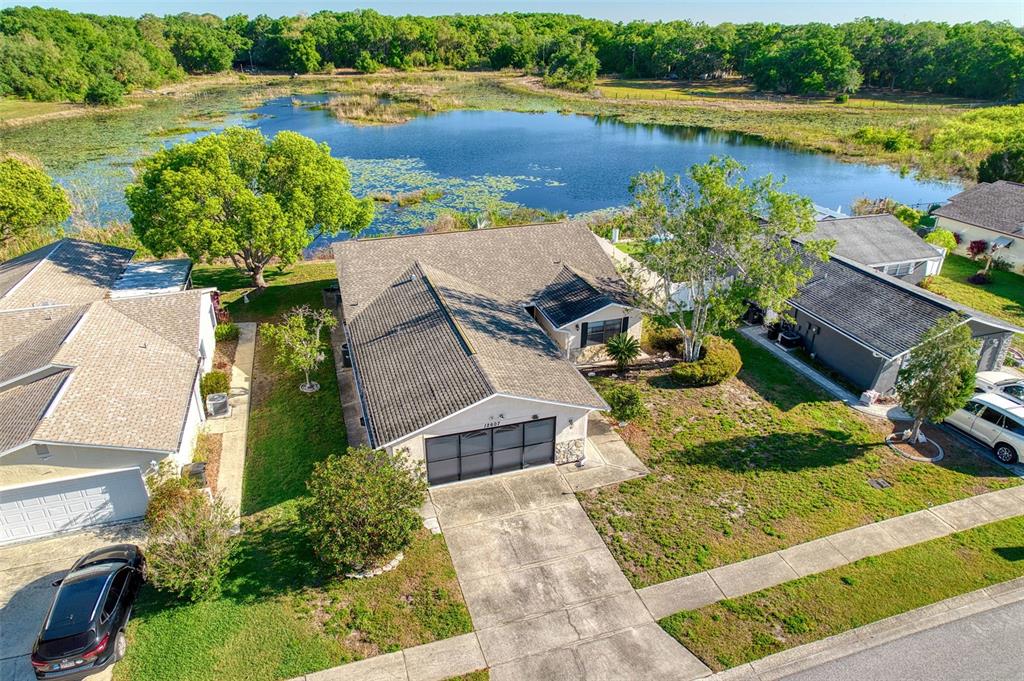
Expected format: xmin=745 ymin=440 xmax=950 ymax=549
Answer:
xmin=0 ymin=154 xmax=71 ymax=249
xmin=623 ymin=157 xmax=831 ymax=363
xmin=127 ymin=127 xmax=373 ymax=288
xmin=895 ymin=313 xmax=979 ymax=443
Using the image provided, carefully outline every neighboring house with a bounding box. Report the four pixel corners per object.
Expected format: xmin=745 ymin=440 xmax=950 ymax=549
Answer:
xmin=932 ymin=180 xmax=1024 ymax=273
xmin=333 ymin=222 xmax=640 ymax=485
xmin=0 ymin=239 xmax=217 ymax=544
xmin=807 ymin=214 xmax=945 ymax=284
xmin=786 ymin=250 xmax=1022 ymax=396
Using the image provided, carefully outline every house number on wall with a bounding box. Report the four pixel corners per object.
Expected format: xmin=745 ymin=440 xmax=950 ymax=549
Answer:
xmin=482 ymin=420 xmax=501 ymax=428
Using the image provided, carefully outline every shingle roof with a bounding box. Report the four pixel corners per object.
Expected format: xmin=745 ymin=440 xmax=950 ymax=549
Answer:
xmin=0 ymin=370 xmax=69 ymax=453
xmin=932 ymin=181 xmax=1024 ymax=236
xmin=348 ymin=263 xmax=494 ymax=447
xmin=807 ymin=214 xmax=944 ymax=266
xmin=0 ymin=239 xmax=134 ymax=310
xmin=337 ymin=223 xmax=615 ymax=447
xmin=534 ymin=265 xmax=616 ymax=327
xmin=0 ymin=238 xmax=206 ymax=455
xmin=789 ymin=251 xmax=1023 ymax=359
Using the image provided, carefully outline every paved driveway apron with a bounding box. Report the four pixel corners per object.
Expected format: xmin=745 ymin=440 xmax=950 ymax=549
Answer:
xmin=430 ymin=467 xmax=711 ymax=681
xmin=0 ymin=524 xmax=142 ymax=681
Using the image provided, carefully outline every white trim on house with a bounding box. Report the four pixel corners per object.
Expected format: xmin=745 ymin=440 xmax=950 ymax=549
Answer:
xmin=41 ymin=370 xmax=74 ymax=419
xmin=377 ymin=391 xmax=606 ymax=450
xmin=0 ymin=438 xmax=174 ymax=460
xmin=0 ymin=364 xmax=74 ymax=392
xmin=554 ymin=302 xmax=630 ymax=330
xmin=0 ymin=465 xmax=147 ymax=493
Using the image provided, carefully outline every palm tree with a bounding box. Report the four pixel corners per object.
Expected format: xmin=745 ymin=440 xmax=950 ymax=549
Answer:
xmin=606 ymin=333 xmax=641 ymax=371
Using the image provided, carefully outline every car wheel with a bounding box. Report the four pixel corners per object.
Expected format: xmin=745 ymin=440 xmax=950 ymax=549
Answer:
xmin=993 ymin=442 xmax=1019 ymax=464
xmin=114 ymin=631 xmax=127 ymax=662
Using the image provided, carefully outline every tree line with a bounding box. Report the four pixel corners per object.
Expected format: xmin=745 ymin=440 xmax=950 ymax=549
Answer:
xmin=1 ymin=7 xmax=1021 ymax=103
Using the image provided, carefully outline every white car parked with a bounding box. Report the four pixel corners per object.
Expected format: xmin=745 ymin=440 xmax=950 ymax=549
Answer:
xmin=975 ymin=371 xmax=1024 ymax=405
xmin=945 ymin=393 xmax=1024 ymax=464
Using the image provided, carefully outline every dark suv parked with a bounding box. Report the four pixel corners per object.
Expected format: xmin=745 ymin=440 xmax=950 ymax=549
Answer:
xmin=31 ymin=545 xmax=146 ymax=680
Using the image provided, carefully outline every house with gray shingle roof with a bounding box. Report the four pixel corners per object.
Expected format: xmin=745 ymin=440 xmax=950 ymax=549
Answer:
xmin=0 ymin=239 xmax=218 ymax=544
xmin=806 ymin=214 xmax=945 ymax=284
xmin=333 ymin=222 xmax=636 ymax=486
xmin=932 ymin=180 xmax=1024 ymax=273
xmin=785 ymin=249 xmax=1022 ymax=395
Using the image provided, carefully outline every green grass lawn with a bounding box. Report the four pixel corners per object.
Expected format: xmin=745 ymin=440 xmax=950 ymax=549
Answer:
xmin=929 ymin=253 xmax=1024 ymax=351
xmin=580 ymin=333 xmax=1019 ymax=588
xmin=661 ymin=516 xmax=1024 ymax=671
xmin=117 ymin=262 xmax=472 ymax=681
xmin=193 ymin=260 xmax=338 ymax=323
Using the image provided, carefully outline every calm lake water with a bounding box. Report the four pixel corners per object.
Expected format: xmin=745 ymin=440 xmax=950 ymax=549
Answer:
xmin=11 ymin=93 xmax=961 ymax=239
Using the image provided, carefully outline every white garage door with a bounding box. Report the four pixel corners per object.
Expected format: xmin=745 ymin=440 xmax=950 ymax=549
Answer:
xmin=0 ymin=468 xmax=149 ymax=545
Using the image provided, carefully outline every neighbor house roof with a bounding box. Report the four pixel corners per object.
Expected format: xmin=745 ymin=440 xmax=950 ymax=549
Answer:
xmin=0 ymin=239 xmax=134 ymax=310
xmin=0 ymin=239 xmax=208 ymax=456
xmin=932 ymin=181 xmax=1024 ymax=237
xmin=806 ymin=214 xmax=944 ymax=266
xmin=111 ymin=258 xmax=193 ymax=298
xmin=789 ymin=251 xmax=1023 ymax=359
xmin=335 ymin=222 xmax=616 ymax=447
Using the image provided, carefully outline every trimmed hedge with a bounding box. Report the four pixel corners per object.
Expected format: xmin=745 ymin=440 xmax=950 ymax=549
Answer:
xmin=645 ymin=324 xmax=683 ymax=354
xmin=200 ymin=370 xmax=230 ymax=401
xmin=215 ymin=322 xmax=240 ymax=342
xmin=601 ymin=383 xmax=648 ymax=422
xmin=670 ymin=335 xmax=742 ymax=387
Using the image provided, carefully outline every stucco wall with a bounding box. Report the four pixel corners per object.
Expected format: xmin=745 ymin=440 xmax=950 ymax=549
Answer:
xmin=934 ymin=216 xmax=1024 ymax=273
xmin=0 ymin=442 xmax=169 ymax=488
xmin=175 ymin=373 xmax=206 ymax=467
xmin=198 ymin=291 xmax=217 ymax=373
xmin=793 ymin=309 xmax=886 ymax=391
xmin=564 ymin=304 xmax=643 ymax=364
xmin=389 ymin=395 xmax=594 ymax=470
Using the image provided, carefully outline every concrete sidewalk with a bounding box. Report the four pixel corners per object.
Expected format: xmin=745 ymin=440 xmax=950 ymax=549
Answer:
xmin=638 ymin=484 xmax=1024 ymax=619
xmin=712 ymin=576 xmax=1024 ymax=681
xmin=205 ymin=321 xmax=256 ymax=518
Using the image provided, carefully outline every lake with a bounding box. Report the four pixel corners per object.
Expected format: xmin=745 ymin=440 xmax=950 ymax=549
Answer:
xmin=6 ymin=92 xmax=961 ymax=240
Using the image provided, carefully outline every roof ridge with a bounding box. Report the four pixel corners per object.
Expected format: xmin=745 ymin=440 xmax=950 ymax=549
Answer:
xmin=335 ymin=221 xmax=574 ymax=247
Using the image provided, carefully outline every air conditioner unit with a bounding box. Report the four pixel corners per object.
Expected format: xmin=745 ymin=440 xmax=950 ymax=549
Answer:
xmin=206 ymin=392 xmax=230 ymax=418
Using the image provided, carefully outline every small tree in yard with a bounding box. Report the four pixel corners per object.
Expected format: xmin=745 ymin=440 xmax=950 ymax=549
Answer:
xmin=623 ymin=158 xmax=831 ymax=364
xmin=605 ymin=332 xmax=641 ymax=371
xmin=303 ymin=447 xmax=427 ymax=574
xmin=127 ymin=127 xmax=373 ymax=289
xmin=145 ymin=476 xmax=236 ymax=602
xmin=260 ymin=305 xmax=337 ymax=392
xmin=896 ymin=313 xmax=980 ymax=444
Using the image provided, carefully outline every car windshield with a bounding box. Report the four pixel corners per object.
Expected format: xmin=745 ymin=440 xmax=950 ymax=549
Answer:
xmin=43 ymin=565 xmax=113 ymax=638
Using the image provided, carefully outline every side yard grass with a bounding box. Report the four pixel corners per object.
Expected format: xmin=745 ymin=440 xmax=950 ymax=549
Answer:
xmin=928 ymin=253 xmax=1024 ymax=351
xmin=661 ymin=516 xmax=1024 ymax=671
xmin=117 ymin=262 xmax=472 ymax=681
xmin=580 ymin=332 xmax=1019 ymax=588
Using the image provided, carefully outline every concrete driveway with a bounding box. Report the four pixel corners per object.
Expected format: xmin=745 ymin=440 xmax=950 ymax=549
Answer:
xmin=0 ymin=523 xmax=143 ymax=681
xmin=429 ymin=467 xmax=710 ymax=681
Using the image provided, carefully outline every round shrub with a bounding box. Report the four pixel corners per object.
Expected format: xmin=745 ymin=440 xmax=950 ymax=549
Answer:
xmin=644 ymin=324 xmax=682 ymax=354
xmin=215 ymin=322 xmax=240 ymax=342
xmin=670 ymin=335 xmax=742 ymax=387
xmin=84 ymin=76 xmax=124 ymax=106
xmin=145 ymin=477 xmax=236 ymax=602
xmin=303 ymin=447 xmax=427 ymax=573
xmin=601 ymin=384 xmax=648 ymax=422
xmin=200 ymin=370 xmax=230 ymax=401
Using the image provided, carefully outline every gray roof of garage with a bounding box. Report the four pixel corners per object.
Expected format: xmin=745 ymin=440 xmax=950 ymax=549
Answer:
xmin=789 ymin=251 xmax=1022 ymax=359
xmin=805 ymin=214 xmax=944 ymax=266
xmin=347 ymin=259 xmax=605 ymax=447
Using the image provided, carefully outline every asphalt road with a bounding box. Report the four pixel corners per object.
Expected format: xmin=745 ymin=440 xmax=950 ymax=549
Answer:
xmin=781 ymin=600 xmax=1024 ymax=681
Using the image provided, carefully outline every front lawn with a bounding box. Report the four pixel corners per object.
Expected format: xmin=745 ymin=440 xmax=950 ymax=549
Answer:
xmin=193 ymin=261 xmax=338 ymax=322
xmin=661 ymin=516 xmax=1024 ymax=671
xmin=928 ymin=253 xmax=1024 ymax=350
xmin=580 ymin=333 xmax=1019 ymax=588
xmin=118 ymin=264 xmax=472 ymax=681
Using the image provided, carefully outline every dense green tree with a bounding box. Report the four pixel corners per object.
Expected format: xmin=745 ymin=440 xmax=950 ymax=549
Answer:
xmin=622 ymin=158 xmax=829 ymax=363
xmin=165 ymin=16 xmax=237 ymax=73
xmin=748 ymin=24 xmax=863 ymax=94
xmin=0 ymin=155 xmax=71 ymax=248
xmin=978 ymin=143 xmax=1024 ymax=183
xmin=895 ymin=313 xmax=979 ymax=443
xmin=543 ymin=38 xmax=599 ymax=91
xmin=127 ymin=128 xmax=373 ymax=288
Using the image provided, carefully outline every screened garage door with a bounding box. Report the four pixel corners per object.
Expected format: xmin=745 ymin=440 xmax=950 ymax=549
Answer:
xmin=0 ymin=469 xmax=149 ymax=545
xmin=425 ymin=417 xmax=556 ymax=486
